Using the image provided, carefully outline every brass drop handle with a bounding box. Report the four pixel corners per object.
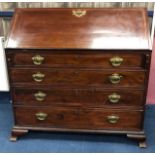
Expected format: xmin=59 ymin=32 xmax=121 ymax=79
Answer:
xmin=35 ymin=112 xmax=48 ymax=121
xmin=109 ymin=73 xmax=122 ymax=84
xmin=32 ymin=72 xmax=45 ymax=82
xmin=107 ymin=115 xmax=120 ymax=124
xmin=32 ymin=55 xmax=44 ymax=65
xmin=34 ymin=91 xmax=47 ymax=101
xmin=108 ymin=93 xmax=121 ymax=103
xmin=110 ymin=56 xmax=123 ymax=67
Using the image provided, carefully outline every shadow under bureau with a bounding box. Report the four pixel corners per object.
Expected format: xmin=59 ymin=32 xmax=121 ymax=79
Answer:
xmin=5 ymin=8 xmax=152 ymax=147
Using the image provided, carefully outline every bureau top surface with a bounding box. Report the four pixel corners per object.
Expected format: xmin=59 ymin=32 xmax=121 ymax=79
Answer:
xmin=6 ymin=8 xmax=151 ymax=50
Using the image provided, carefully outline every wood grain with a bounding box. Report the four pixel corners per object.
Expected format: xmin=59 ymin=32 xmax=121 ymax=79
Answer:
xmin=12 ymin=87 xmax=144 ymax=107
xmin=14 ymin=106 xmax=143 ymax=131
xmin=8 ymin=51 xmax=147 ymax=69
xmin=10 ymin=68 xmax=146 ymax=88
xmin=5 ymin=8 xmax=151 ymax=144
xmin=5 ymin=8 xmax=151 ymax=49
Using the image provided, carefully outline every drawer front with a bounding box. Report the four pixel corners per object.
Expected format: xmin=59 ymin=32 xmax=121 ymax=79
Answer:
xmin=14 ymin=106 xmax=143 ymax=131
xmin=8 ymin=52 xmax=145 ymax=69
xmin=13 ymin=88 xmax=144 ymax=107
xmin=10 ymin=69 xmax=145 ymax=88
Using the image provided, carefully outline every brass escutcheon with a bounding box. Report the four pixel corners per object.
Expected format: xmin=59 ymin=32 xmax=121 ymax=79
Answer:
xmin=107 ymin=115 xmax=120 ymax=124
xmin=108 ymin=93 xmax=121 ymax=103
xmin=72 ymin=9 xmax=86 ymax=18
xmin=32 ymin=72 xmax=45 ymax=82
xmin=35 ymin=112 xmax=48 ymax=121
xmin=34 ymin=91 xmax=47 ymax=101
xmin=109 ymin=73 xmax=122 ymax=84
xmin=110 ymin=56 xmax=123 ymax=67
xmin=32 ymin=55 xmax=44 ymax=65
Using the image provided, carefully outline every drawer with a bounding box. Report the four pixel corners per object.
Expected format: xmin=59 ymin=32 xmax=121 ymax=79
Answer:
xmin=14 ymin=106 xmax=143 ymax=131
xmin=13 ymin=88 xmax=144 ymax=107
xmin=7 ymin=52 xmax=146 ymax=69
xmin=10 ymin=68 xmax=146 ymax=88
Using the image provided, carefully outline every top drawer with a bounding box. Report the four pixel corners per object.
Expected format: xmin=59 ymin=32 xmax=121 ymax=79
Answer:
xmin=7 ymin=51 xmax=147 ymax=69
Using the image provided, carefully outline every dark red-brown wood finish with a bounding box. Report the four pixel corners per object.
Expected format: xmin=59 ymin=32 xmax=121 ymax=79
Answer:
xmin=6 ymin=8 xmax=151 ymax=49
xmin=5 ymin=8 xmax=152 ymax=148
xmin=12 ymin=88 xmax=144 ymax=107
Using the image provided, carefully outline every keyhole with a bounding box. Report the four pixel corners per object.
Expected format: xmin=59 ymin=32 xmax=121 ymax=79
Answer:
xmin=57 ymin=113 xmax=64 ymax=120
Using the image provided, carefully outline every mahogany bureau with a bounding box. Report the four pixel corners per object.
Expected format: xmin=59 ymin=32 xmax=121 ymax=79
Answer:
xmin=5 ymin=8 xmax=152 ymax=147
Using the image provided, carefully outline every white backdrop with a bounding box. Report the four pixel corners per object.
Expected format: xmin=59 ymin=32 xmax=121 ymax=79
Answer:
xmin=0 ymin=37 xmax=9 ymax=91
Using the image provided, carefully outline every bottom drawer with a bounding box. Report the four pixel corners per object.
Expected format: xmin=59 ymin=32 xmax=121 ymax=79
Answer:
xmin=14 ymin=107 xmax=143 ymax=131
